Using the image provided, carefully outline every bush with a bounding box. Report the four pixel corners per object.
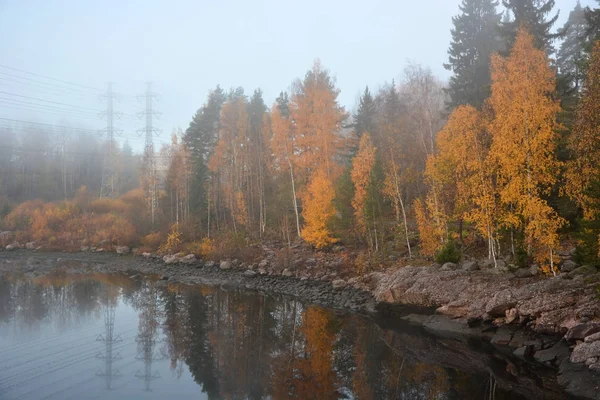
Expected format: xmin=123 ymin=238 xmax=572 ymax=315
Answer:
xmin=435 ymin=241 xmax=461 ymax=264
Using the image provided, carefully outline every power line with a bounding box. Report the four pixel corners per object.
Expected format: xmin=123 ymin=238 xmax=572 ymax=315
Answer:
xmin=0 ymin=64 xmax=103 ymax=92
xmin=0 ymin=117 xmax=99 ymax=133
xmin=0 ymin=72 xmax=92 ymax=94
xmin=0 ymin=91 xmax=103 ymax=112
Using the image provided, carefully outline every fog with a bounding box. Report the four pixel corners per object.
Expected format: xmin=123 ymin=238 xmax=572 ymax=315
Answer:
xmin=0 ymin=0 xmax=591 ymax=151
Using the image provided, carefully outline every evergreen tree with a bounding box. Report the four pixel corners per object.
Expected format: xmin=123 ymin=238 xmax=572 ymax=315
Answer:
xmin=557 ymin=1 xmax=587 ymax=95
xmin=444 ymin=0 xmax=503 ymax=109
xmin=183 ymin=86 xmax=226 ymax=220
xmin=500 ymin=0 xmax=563 ymax=54
xmin=353 ymin=87 xmax=376 ymax=138
xmin=584 ymin=0 xmax=600 ymax=46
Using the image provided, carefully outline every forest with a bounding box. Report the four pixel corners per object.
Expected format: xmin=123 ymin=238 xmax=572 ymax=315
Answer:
xmin=2 ymin=0 xmax=600 ymax=275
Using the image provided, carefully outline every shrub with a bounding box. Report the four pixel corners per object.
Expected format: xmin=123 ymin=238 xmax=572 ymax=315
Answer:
xmin=141 ymin=232 xmax=163 ymax=250
xmin=435 ymin=241 xmax=461 ymax=264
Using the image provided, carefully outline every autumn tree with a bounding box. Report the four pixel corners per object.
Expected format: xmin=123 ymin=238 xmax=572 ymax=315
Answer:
xmin=488 ymin=28 xmax=565 ymax=273
xmin=351 ymin=134 xmax=379 ymax=250
xmin=301 ymin=168 xmax=337 ymax=249
xmin=427 ymin=105 xmax=501 ymax=264
xmin=565 ymin=41 xmax=600 ymax=261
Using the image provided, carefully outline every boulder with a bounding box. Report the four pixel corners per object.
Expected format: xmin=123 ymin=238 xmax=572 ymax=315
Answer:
xmin=258 ymin=267 xmax=267 ymax=275
xmin=441 ymin=262 xmax=459 ymax=271
xmin=80 ymin=246 xmax=90 ymax=252
xmin=491 ymin=328 xmax=514 ymax=346
xmin=565 ymin=323 xmax=600 ymax=341
xmin=243 ymin=270 xmax=257 ymax=278
xmin=534 ymin=342 xmax=569 ymax=364
xmin=180 ymin=254 xmax=196 ymax=264
xmin=258 ymin=259 xmax=269 ymax=268
xmin=461 ymin=261 xmax=479 ymax=272
xmin=568 ymin=265 xmax=597 ymax=277
xmin=25 ymin=241 xmax=36 ymax=250
xmin=571 ymin=341 xmax=600 ymax=363
xmin=485 ymin=289 xmax=516 ymax=317
xmin=220 ymin=260 xmax=231 ymax=270
xmin=585 ymin=332 xmax=600 ymax=343
xmin=332 ymin=279 xmax=346 ymax=289
xmin=560 ymin=259 xmax=578 ymax=273
xmin=142 ymin=252 xmax=152 ymax=258
xmin=514 ymin=267 xmax=534 ymax=278
xmin=163 ymin=255 xmax=178 ymax=264
xmin=513 ymin=345 xmax=533 ymax=359
xmin=305 ymin=258 xmax=317 ymax=266
xmin=205 ymin=260 xmax=215 ymax=268
xmin=282 ymin=269 xmax=293 ymax=277
xmin=95 ymin=248 xmax=104 ymax=253
xmin=116 ymin=245 xmax=130 ymax=255
xmin=5 ymin=243 xmax=16 ymax=251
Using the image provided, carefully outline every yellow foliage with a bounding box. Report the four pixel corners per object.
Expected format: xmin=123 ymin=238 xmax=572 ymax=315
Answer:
xmin=301 ymin=169 xmax=338 ymax=249
xmin=141 ymin=232 xmax=164 ymax=249
xmin=160 ymin=228 xmax=182 ymax=254
xmin=489 ymin=27 xmax=565 ymax=268
xmin=351 ymin=133 xmax=376 ymax=234
xmin=414 ymin=198 xmax=441 ymax=257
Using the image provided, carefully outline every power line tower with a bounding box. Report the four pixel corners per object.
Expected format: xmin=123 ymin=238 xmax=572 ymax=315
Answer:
xmin=95 ymin=285 xmax=123 ymax=390
xmin=99 ymin=82 xmax=122 ymax=198
xmin=137 ymin=82 xmax=161 ymax=227
xmin=134 ymin=284 xmax=165 ymax=391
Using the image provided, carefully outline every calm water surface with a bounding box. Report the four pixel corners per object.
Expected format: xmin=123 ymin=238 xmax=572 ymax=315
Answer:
xmin=0 ymin=272 xmax=528 ymax=399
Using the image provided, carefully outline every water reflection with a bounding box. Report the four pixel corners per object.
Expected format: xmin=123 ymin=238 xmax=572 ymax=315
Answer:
xmin=0 ymin=273 xmax=530 ymax=399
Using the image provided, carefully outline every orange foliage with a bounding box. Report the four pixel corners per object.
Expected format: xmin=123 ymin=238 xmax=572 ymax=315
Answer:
xmin=301 ymin=169 xmax=337 ymax=249
xmin=351 ymin=133 xmax=376 ymax=234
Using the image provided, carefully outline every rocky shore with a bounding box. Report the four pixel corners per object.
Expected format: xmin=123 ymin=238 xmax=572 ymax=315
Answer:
xmin=1 ymin=247 xmax=599 ymax=398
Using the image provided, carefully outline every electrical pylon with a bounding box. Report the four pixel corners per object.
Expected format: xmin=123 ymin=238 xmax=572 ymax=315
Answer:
xmin=99 ymin=83 xmax=122 ymax=198
xmin=95 ymin=284 xmax=122 ymax=390
xmin=134 ymin=284 xmax=165 ymax=391
xmin=137 ymin=82 xmax=161 ymax=227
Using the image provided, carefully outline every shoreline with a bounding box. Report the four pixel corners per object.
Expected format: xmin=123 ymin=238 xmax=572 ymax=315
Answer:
xmin=1 ymin=249 xmax=599 ymax=398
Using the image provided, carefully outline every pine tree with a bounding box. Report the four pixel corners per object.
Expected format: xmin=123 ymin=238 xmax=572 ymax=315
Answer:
xmin=500 ymin=0 xmax=562 ymax=54
xmin=489 ymin=28 xmax=565 ymax=274
xmin=353 ymin=87 xmax=376 ymax=139
xmin=444 ymin=0 xmax=503 ymax=109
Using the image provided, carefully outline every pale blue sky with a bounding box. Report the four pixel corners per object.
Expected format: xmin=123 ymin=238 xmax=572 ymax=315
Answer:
xmin=0 ymin=0 xmax=594 ymax=151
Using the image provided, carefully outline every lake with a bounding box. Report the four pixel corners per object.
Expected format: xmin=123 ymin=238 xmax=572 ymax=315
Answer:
xmin=0 ymin=272 xmax=542 ymax=399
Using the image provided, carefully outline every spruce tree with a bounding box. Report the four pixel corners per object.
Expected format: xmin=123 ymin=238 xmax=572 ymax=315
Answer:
xmin=584 ymin=0 xmax=600 ymax=46
xmin=353 ymin=86 xmax=376 ymax=138
xmin=557 ymin=1 xmax=587 ymax=94
xmin=444 ymin=0 xmax=503 ymax=109
xmin=500 ymin=0 xmax=563 ymax=54
xmin=183 ymin=86 xmax=226 ymax=218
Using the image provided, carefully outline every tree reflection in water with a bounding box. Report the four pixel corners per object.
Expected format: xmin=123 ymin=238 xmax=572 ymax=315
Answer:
xmin=0 ymin=273 xmax=525 ymax=400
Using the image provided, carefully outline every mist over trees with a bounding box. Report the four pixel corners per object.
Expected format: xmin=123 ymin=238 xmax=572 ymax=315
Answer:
xmin=3 ymin=0 xmax=600 ymax=271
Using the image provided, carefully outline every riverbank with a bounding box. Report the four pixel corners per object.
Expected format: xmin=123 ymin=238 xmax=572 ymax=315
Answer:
xmin=0 ymin=249 xmax=599 ymax=398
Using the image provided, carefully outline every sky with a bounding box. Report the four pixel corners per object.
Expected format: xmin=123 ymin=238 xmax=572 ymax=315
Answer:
xmin=0 ymin=0 xmax=595 ymax=152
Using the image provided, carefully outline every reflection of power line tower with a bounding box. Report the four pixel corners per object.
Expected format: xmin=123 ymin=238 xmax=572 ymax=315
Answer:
xmin=137 ymin=82 xmax=161 ymax=227
xmin=95 ymin=287 xmax=122 ymax=389
xmin=134 ymin=285 xmax=165 ymax=391
xmin=99 ymin=82 xmax=123 ymax=198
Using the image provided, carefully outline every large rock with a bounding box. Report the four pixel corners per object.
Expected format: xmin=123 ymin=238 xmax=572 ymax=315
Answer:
xmin=565 ymin=323 xmax=600 ymax=341
xmin=180 ymin=254 xmax=196 ymax=264
xmin=571 ymin=341 xmax=600 ymax=363
xmin=461 ymin=261 xmax=479 ymax=272
xmin=205 ymin=260 xmax=215 ymax=268
xmin=568 ymin=265 xmax=597 ymax=277
xmin=332 ymin=279 xmax=346 ymax=289
xmin=243 ymin=270 xmax=257 ymax=278
xmin=585 ymin=332 xmax=600 ymax=343
xmin=163 ymin=255 xmax=178 ymax=264
xmin=116 ymin=245 xmax=130 ymax=255
xmin=25 ymin=241 xmax=36 ymax=250
xmin=441 ymin=262 xmax=459 ymax=271
xmin=258 ymin=259 xmax=269 ymax=268
xmin=514 ymin=267 xmax=534 ymax=278
xmin=491 ymin=328 xmax=514 ymax=346
xmin=486 ymin=289 xmax=517 ymax=317
xmin=80 ymin=246 xmax=90 ymax=252
xmin=220 ymin=260 xmax=231 ymax=270
xmin=560 ymin=259 xmax=578 ymax=273
xmin=142 ymin=252 xmax=152 ymax=258
xmin=282 ymin=269 xmax=293 ymax=277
